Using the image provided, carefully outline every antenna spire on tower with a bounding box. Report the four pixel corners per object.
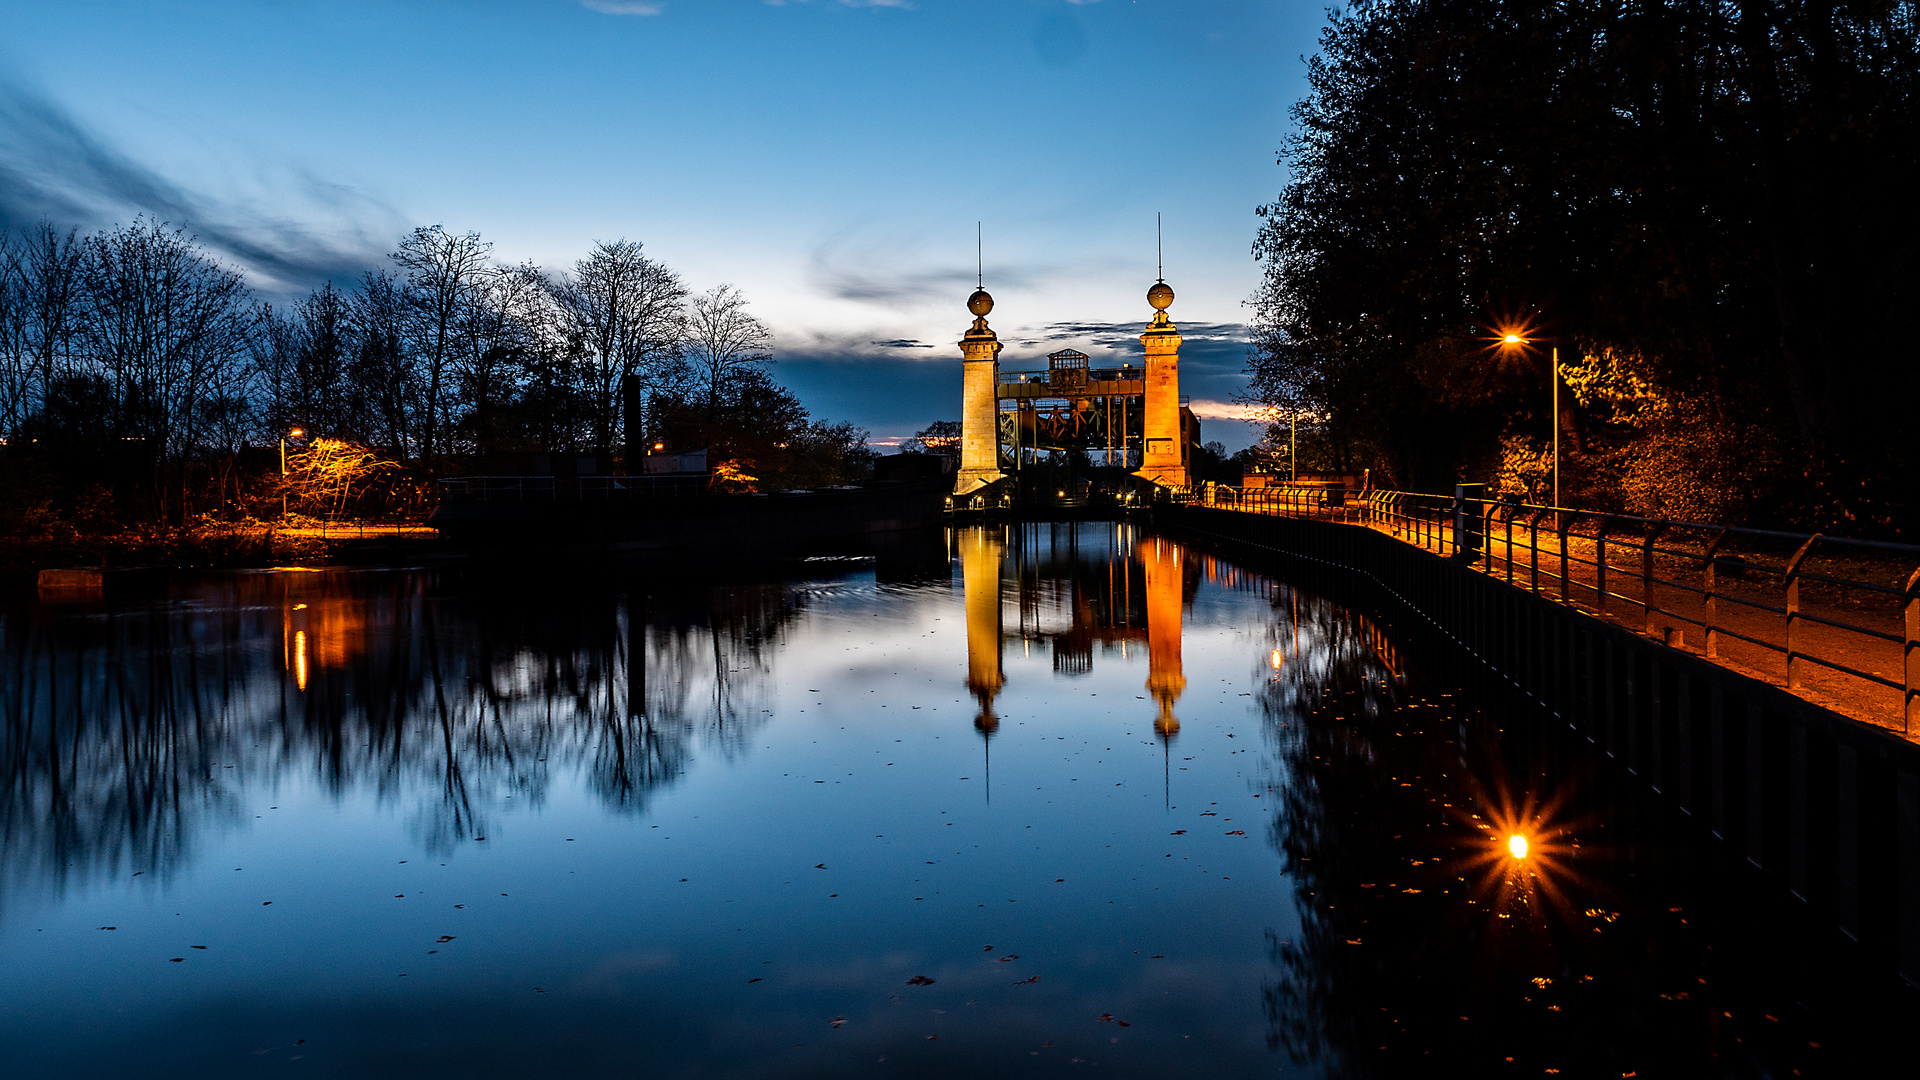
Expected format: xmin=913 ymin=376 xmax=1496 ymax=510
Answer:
xmin=977 ymin=222 xmax=983 ymax=289
xmin=1157 ymin=212 xmax=1164 ymax=283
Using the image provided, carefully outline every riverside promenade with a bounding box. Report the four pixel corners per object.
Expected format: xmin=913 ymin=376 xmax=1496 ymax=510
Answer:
xmin=1198 ymin=485 xmax=1919 ymax=737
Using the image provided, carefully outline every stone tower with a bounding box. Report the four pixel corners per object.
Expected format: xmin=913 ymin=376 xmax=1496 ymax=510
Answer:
xmin=954 ymin=288 xmax=1006 ymax=496
xmin=1134 ymin=280 xmax=1189 ymax=489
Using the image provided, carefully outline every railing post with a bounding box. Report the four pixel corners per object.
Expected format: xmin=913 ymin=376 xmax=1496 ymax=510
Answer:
xmin=1702 ymin=528 xmax=1731 ymax=658
xmin=1905 ymin=567 xmax=1920 ymax=734
xmin=1529 ymin=508 xmax=1547 ymax=593
xmin=1503 ymin=502 xmax=1515 ymax=583
xmin=1453 ymin=483 xmax=1484 ymax=559
xmin=1557 ymin=512 xmax=1572 ymax=601
xmin=1642 ymin=522 xmax=1668 ymax=635
xmin=1595 ymin=519 xmax=1610 ymax=612
xmin=1783 ymin=534 xmax=1821 ymax=689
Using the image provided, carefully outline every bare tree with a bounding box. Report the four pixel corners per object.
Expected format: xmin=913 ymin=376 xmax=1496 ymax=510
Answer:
xmin=79 ymin=219 xmax=256 ymax=520
xmin=0 ymin=233 xmax=23 ymax=433
xmin=0 ymin=223 xmax=86 ymax=435
xmin=292 ymin=281 xmax=356 ymax=437
xmin=392 ymin=225 xmax=492 ymax=459
xmin=348 ymin=270 xmax=415 ymax=457
xmin=553 ymin=239 xmax=688 ymax=454
xmin=683 ymin=283 xmax=772 ymax=418
xmin=459 ymin=260 xmax=555 ymax=452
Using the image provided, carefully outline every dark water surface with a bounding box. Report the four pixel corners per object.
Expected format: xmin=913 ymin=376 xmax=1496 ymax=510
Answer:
xmin=1 ymin=524 xmax=1909 ymax=1078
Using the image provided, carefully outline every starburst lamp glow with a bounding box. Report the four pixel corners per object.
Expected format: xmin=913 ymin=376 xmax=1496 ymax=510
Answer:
xmin=1508 ymin=834 xmax=1530 ymax=859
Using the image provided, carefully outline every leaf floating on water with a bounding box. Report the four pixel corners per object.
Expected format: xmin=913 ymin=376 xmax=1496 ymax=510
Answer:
xmin=925 ymin=1035 xmax=938 ymax=1041
xmin=906 ymin=976 xmax=935 ymax=986
xmin=1013 ymin=976 xmax=1040 ymax=985
xmin=749 ymin=978 xmax=763 ymax=983
xmin=1169 ymin=830 xmax=1187 ymax=835
xmin=1225 ymin=830 xmax=1246 ymax=836
xmin=829 ymin=1017 xmax=848 ymax=1028
xmin=436 ymin=936 xmax=456 ymax=944
xmin=983 ymin=945 xmax=994 ymax=952
xmin=169 ymin=957 xmax=185 ymax=962
xmin=996 ymin=955 xmax=1020 ymax=962
xmin=815 ymin=864 xmax=828 ymax=869
xmin=192 ymin=945 xmax=208 ymax=950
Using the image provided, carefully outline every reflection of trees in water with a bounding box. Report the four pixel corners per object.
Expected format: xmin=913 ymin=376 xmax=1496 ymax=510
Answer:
xmin=1249 ymin=582 xmax=1407 ymax=1073
xmin=0 ymin=567 xmax=806 ymax=905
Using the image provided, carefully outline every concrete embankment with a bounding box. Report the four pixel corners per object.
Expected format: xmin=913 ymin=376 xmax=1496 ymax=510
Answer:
xmin=1161 ymin=504 xmax=1920 ymax=986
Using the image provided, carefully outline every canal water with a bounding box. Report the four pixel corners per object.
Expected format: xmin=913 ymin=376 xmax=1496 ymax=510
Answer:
xmin=0 ymin=523 xmax=1909 ymax=1077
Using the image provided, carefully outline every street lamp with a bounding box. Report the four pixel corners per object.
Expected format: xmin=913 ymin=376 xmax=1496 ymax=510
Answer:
xmin=1497 ymin=333 xmax=1560 ymax=508
xmin=280 ymin=427 xmax=305 ymax=476
xmin=281 ymin=427 xmax=305 ymax=518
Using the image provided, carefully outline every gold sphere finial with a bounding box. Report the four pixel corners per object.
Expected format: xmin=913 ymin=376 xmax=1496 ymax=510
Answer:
xmin=1147 ymin=281 xmax=1174 ymax=311
xmin=968 ymin=289 xmax=994 ymax=317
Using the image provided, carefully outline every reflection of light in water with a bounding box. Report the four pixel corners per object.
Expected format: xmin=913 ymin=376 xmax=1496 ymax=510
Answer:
xmin=1453 ymin=787 xmax=1591 ymax=928
xmin=1269 ymin=648 xmax=1283 ymax=670
xmin=292 ymin=603 xmax=307 ymax=610
xmin=293 ymin=630 xmax=308 ymax=691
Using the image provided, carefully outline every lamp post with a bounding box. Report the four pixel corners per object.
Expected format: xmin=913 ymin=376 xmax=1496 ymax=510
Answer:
xmin=1501 ymin=335 xmax=1559 ymax=508
xmin=281 ymin=427 xmax=304 ymax=518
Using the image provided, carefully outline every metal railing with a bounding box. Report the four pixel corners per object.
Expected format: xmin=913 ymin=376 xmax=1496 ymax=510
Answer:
xmin=1199 ymin=484 xmax=1920 ymax=736
xmin=437 ymin=475 xmax=708 ymax=502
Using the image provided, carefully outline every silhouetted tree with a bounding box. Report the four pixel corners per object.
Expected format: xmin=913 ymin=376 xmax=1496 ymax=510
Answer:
xmin=1250 ymin=0 xmax=1920 ymax=532
xmin=683 ymin=283 xmax=772 ymax=418
xmin=553 ymin=239 xmax=689 ymax=454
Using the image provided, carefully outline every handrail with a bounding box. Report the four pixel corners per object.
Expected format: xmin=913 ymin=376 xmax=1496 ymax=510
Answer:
xmin=1196 ymin=483 xmax=1920 ymax=736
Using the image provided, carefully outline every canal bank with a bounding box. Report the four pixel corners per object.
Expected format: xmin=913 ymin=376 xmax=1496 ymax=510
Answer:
xmin=1159 ymin=504 xmax=1920 ymax=986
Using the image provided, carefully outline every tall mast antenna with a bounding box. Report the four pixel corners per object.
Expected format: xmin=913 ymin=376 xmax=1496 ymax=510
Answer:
xmin=1157 ymin=212 xmax=1164 ymax=282
xmin=977 ymin=222 xmax=983 ymax=289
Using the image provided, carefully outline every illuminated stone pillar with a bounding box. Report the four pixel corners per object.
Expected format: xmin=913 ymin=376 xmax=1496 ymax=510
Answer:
xmin=961 ymin=525 xmax=1005 ymax=734
xmin=1135 ymin=280 xmax=1189 ymax=489
xmin=1142 ymin=534 xmax=1186 ymax=738
xmin=954 ymin=289 xmax=1005 ymax=497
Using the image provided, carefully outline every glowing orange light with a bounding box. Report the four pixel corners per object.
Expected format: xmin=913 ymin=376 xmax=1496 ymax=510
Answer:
xmin=1507 ymin=834 xmax=1530 ymax=859
xmin=1502 ymin=334 xmax=1524 ymax=345
xmin=1269 ymin=649 xmax=1284 ymax=670
xmin=293 ymin=630 xmax=309 ymax=692
xmin=289 ymin=427 xmax=305 ymax=438
xmin=652 ymin=442 xmax=665 ymax=451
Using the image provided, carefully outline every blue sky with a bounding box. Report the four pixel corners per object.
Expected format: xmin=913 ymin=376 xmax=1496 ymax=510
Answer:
xmin=0 ymin=0 xmax=1330 ymax=450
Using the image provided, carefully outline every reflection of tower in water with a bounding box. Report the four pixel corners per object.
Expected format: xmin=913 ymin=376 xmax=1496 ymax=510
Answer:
xmin=956 ymin=523 xmax=1187 ymax=764
xmin=961 ymin=525 xmax=1006 ymax=736
xmin=1141 ymin=535 xmax=1187 ymax=739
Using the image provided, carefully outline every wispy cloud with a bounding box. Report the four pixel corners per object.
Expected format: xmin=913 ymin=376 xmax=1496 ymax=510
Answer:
xmin=580 ymin=0 xmax=664 ymax=14
xmin=0 ymin=81 xmax=399 ymax=293
xmin=1187 ymin=399 xmax=1268 ymax=422
xmin=869 ymin=339 xmax=934 ymax=349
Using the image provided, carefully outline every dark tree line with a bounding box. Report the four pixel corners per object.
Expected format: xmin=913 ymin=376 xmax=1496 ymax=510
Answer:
xmin=1248 ymin=0 xmax=1918 ymax=533
xmin=0 ymin=220 xmax=871 ymax=527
